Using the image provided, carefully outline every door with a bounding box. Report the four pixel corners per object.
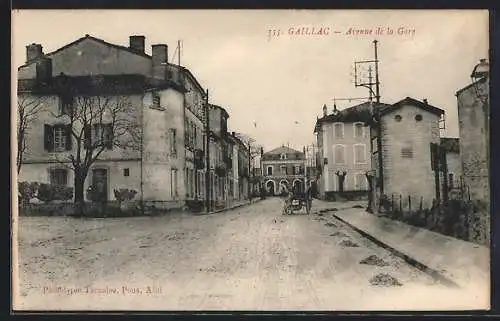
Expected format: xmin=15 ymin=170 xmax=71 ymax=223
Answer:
xmin=92 ymin=168 xmax=108 ymax=201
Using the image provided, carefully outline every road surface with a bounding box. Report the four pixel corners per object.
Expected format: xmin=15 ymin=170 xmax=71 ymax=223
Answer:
xmin=16 ymin=198 xmax=468 ymax=310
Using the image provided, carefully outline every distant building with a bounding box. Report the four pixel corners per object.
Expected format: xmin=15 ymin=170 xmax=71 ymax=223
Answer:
xmin=440 ymin=137 xmax=461 ymax=192
xmin=314 ymin=102 xmax=388 ymax=200
xmin=261 ymin=146 xmax=306 ymax=195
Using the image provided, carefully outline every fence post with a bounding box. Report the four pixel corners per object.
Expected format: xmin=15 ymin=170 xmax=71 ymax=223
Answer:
xmin=399 ymin=194 xmax=402 ymax=213
xmin=408 ymin=195 xmax=412 ymax=212
xmin=391 ymin=194 xmax=394 ymax=212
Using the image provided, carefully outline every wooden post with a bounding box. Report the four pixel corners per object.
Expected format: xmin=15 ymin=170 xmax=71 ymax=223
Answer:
xmin=408 ymin=195 xmax=411 ymax=212
xmin=399 ymin=194 xmax=402 ymax=213
xmin=419 ymin=196 xmax=423 ymax=212
xmin=391 ymin=194 xmax=394 ymax=212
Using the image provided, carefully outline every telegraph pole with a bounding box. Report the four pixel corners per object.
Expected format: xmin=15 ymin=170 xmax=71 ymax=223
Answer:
xmin=354 ymin=40 xmax=383 ymax=210
xmin=204 ymin=89 xmax=211 ymax=212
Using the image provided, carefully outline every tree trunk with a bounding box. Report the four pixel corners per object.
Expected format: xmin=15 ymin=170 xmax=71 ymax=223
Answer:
xmin=74 ymin=168 xmax=87 ymax=216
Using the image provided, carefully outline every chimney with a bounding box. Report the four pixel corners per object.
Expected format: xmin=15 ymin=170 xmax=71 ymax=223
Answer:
xmin=35 ymin=57 xmax=52 ymax=84
xmin=152 ymin=44 xmax=169 ymax=80
xmin=152 ymin=44 xmax=168 ymax=66
xmin=423 ymin=98 xmax=428 ymax=104
xmin=26 ymin=43 xmax=43 ymax=63
xmin=322 ymin=104 xmax=327 ymax=117
xmin=129 ymin=35 xmax=145 ymax=53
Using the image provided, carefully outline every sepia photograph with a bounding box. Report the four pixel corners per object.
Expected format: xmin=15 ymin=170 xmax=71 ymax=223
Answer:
xmin=11 ymin=9 xmax=490 ymax=311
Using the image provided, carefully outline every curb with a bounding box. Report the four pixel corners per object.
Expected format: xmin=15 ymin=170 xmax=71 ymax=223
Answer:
xmin=332 ymin=213 xmax=460 ymax=288
xmin=195 ymin=199 xmax=262 ymax=216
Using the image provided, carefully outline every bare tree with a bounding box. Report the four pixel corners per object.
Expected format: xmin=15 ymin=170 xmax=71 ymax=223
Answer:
xmin=234 ymin=132 xmax=262 ymax=160
xmin=48 ymin=81 xmax=141 ymax=214
xmin=17 ymin=93 xmax=48 ymax=173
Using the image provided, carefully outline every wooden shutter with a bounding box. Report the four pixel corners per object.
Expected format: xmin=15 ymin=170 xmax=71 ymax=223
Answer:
xmin=430 ymin=143 xmax=438 ymax=171
xmin=105 ymin=124 xmax=113 ymax=149
xmin=84 ymin=125 xmax=92 ymax=149
xmin=44 ymin=124 xmax=54 ymax=152
xmin=65 ymin=125 xmax=72 ymax=150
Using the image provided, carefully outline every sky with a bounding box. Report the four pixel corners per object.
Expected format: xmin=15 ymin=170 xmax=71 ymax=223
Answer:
xmin=12 ymin=10 xmax=489 ymax=152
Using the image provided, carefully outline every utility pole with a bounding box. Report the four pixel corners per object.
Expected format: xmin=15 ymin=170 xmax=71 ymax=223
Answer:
xmin=204 ymin=89 xmax=211 ymax=213
xmin=354 ymin=39 xmax=383 ymax=210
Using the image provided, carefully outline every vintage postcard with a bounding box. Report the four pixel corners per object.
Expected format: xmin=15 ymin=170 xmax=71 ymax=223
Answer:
xmin=12 ymin=9 xmax=490 ymax=311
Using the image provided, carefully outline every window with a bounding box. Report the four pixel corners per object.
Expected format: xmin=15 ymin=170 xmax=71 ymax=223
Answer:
xmin=448 ymin=173 xmax=454 ymax=189
xmin=333 ymin=145 xmax=346 ymax=164
xmin=123 ymin=168 xmax=130 ymax=177
xmin=171 ymin=169 xmax=178 ymax=198
xmin=54 ymin=126 xmax=66 ymax=151
xmin=59 ymin=95 xmax=73 ymax=115
xmin=280 ymin=153 xmax=287 ymax=160
xmin=169 ymin=128 xmax=177 ymax=156
xmin=91 ymin=124 xmax=113 ymax=149
xmin=354 ymin=123 xmax=364 ymax=138
xmin=280 ymin=165 xmax=288 ymax=175
xmin=354 ymin=144 xmax=367 ymax=164
xmin=415 ymin=114 xmax=423 ymax=122
xmin=334 ymin=123 xmax=344 ymax=139
xmin=152 ymin=91 xmax=161 ymax=109
xmin=267 ymin=166 xmax=273 ymax=176
xmin=50 ymin=168 xmax=68 ymax=185
xmin=44 ymin=124 xmax=72 ymax=152
xmin=354 ymin=173 xmax=367 ymax=191
xmin=395 ymin=115 xmax=402 ymax=122
xmin=401 ymin=141 xmax=413 ymax=158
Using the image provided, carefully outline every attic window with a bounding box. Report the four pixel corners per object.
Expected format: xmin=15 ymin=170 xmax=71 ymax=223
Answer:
xmin=280 ymin=153 xmax=287 ymax=160
xmin=395 ymin=115 xmax=402 ymax=122
xmin=415 ymin=114 xmax=423 ymax=122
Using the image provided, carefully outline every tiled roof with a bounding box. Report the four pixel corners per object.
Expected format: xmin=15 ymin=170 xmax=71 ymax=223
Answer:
xmin=380 ymin=97 xmax=444 ymax=117
xmin=17 ymin=34 xmax=207 ymax=96
xmin=440 ymin=137 xmax=460 ymax=153
xmin=314 ymin=101 xmax=391 ymax=133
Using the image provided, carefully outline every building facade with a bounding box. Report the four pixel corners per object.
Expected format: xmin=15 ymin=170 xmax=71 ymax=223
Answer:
xmin=370 ymin=97 xmax=445 ymax=211
xmin=261 ymin=146 xmax=306 ymax=196
xmin=314 ymin=102 xmax=381 ymax=200
xmin=456 ymin=59 xmax=490 ymax=245
xmin=17 ymin=34 xmax=208 ymax=210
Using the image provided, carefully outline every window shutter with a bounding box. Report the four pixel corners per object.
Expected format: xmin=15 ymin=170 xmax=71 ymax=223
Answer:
xmin=65 ymin=125 xmax=72 ymax=151
xmin=105 ymin=124 xmax=113 ymax=149
xmin=84 ymin=125 xmax=92 ymax=149
xmin=44 ymin=124 xmax=54 ymax=152
xmin=430 ymin=143 xmax=437 ymax=170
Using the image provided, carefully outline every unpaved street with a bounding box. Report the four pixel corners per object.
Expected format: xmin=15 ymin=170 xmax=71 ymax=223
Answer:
xmin=15 ymin=198 xmax=470 ymax=311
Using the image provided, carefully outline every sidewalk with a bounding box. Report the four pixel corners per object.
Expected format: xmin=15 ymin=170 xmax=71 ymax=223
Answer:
xmin=198 ymin=198 xmax=262 ymax=215
xmin=315 ymin=201 xmax=490 ymax=290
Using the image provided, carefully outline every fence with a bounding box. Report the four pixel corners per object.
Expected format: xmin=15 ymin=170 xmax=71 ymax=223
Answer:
xmin=379 ymin=192 xmax=488 ymax=244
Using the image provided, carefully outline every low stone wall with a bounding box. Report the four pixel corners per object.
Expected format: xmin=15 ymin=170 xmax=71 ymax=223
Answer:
xmin=323 ymin=191 xmax=368 ymax=202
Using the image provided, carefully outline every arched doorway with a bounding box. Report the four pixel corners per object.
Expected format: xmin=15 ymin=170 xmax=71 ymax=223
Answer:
xmin=265 ymin=180 xmax=275 ymax=195
xmin=293 ymin=179 xmax=303 ymax=194
xmin=279 ymin=180 xmax=290 ymax=195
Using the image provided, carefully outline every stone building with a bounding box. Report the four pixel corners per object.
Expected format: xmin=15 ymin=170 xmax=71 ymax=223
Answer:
xmin=314 ymin=102 xmax=387 ymax=200
xmin=17 ymin=34 xmax=207 ymax=210
xmin=456 ymin=58 xmax=490 ymax=245
xmin=261 ymin=146 xmax=306 ymax=195
xmin=370 ymin=97 xmax=445 ymax=211
xmin=207 ymin=104 xmax=229 ymax=208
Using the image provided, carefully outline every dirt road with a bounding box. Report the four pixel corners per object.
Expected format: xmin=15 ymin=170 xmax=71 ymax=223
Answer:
xmin=16 ymin=198 xmax=468 ymax=311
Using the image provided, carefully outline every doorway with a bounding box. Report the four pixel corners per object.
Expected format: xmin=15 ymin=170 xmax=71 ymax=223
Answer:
xmin=92 ymin=168 xmax=108 ymax=201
